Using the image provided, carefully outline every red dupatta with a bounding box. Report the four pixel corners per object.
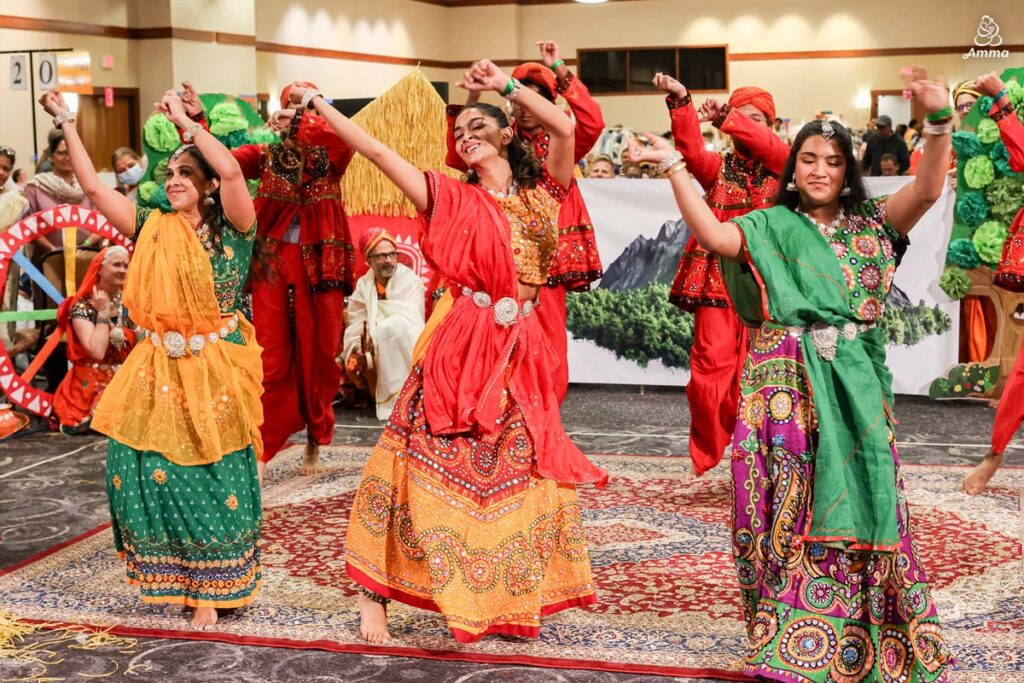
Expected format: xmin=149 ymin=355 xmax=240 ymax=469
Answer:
xmin=419 ymin=171 xmax=607 ymax=487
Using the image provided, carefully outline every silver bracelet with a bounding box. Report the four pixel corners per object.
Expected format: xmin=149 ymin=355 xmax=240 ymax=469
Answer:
xmin=182 ymin=122 xmax=203 ymax=143
xmin=52 ymin=111 xmax=75 ymax=127
xmin=655 ymin=151 xmax=684 ymax=175
xmin=922 ymin=121 xmax=953 ymax=136
xmin=300 ymin=89 xmax=322 ymax=109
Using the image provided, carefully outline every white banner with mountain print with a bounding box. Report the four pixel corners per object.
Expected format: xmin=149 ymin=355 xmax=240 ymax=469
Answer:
xmin=569 ymin=177 xmax=958 ymax=396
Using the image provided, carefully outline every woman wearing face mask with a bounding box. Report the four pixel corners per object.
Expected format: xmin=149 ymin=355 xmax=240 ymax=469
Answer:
xmin=111 ymin=147 xmax=145 ymax=201
xmin=39 ymin=87 xmax=264 ymax=631
xmin=285 ymin=61 xmax=608 ymax=644
xmin=53 ymin=246 xmax=135 ymax=434
xmin=629 ymin=66 xmax=953 ymax=681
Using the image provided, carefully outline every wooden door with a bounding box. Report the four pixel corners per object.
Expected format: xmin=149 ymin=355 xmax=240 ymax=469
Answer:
xmin=75 ymin=89 xmax=140 ymax=172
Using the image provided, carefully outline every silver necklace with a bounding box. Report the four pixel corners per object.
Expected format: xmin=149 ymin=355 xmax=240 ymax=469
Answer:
xmin=107 ymin=292 xmax=126 ymax=350
xmin=797 ymin=207 xmax=845 ymax=240
xmin=482 ymin=180 xmax=518 ymax=199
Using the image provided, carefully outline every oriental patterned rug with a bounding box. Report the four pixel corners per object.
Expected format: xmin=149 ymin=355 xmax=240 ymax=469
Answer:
xmin=1 ymin=446 xmax=1022 ymax=681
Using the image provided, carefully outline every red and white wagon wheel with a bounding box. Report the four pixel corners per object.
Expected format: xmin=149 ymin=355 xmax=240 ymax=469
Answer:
xmin=0 ymin=204 xmax=133 ymax=417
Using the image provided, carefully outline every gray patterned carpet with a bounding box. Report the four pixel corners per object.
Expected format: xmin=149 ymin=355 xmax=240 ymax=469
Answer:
xmin=0 ymin=386 xmax=1015 ymax=682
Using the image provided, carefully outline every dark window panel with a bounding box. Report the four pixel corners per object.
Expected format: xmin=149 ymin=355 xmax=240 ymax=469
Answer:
xmin=629 ymin=49 xmax=676 ymax=92
xmin=579 ymin=49 xmax=629 ymax=93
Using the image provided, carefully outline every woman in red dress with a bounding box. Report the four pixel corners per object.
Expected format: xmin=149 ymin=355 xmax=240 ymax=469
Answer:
xmin=284 ymin=58 xmax=608 ymax=644
xmin=963 ymin=71 xmax=1024 ymax=495
xmin=53 ymin=247 xmax=136 ymax=434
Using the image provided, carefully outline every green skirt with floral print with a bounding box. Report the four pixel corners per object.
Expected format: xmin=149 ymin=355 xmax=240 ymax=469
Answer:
xmin=106 ymin=439 xmax=262 ymax=608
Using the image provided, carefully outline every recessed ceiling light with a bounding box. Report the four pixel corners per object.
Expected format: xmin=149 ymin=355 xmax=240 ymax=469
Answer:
xmin=574 ymin=0 xmax=609 ymax=4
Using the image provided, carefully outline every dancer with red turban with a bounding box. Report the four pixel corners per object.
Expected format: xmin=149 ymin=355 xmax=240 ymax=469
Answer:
xmin=445 ymin=41 xmax=604 ymax=400
xmin=182 ymin=82 xmax=356 ymax=477
xmin=654 ymin=74 xmax=790 ymax=476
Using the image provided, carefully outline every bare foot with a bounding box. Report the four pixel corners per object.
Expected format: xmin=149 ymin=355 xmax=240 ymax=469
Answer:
xmin=190 ymin=606 xmax=218 ymax=630
xmin=257 ymin=459 xmax=266 ymax=485
xmin=988 ymin=399 xmax=1000 ymax=409
xmin=962 ymin=451 xmax=1004 ymax=496
xmin=299 ymin=441 xmax=324 ymax=476
xmin=357 ymin=593 xmax=392 ymax=643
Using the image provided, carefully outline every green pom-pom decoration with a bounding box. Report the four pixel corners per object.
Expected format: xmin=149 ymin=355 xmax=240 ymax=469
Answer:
xmin=939 ymin=267 xmax=971 ymax=300
xmin=955 ymin=190 xmax=989 ymax=227
xmin=946 ymin=238 xmax=982 ymax=269
xmin=972 ymin=220 xmax=1008 ymax=265
xmin=143 ymin=114 xmax=180 ymax=153
xmin=208 ymin=101 xmax=248 ymax=136
xmin=214 ymin=129 xmax=250 ymax=149
xmin=247 ymin=178 xmax=260 ymax=199
xmin=1007 ymin=79 xmax=1024 ymax=108
xmin=149 ymin=185 xmax=172 ymax=213
xmin=989 ymin=142 xmax=1019 ymax=177
xmin=151 ymin=157 xmax=169 ymax=185
xmin=138 ymin=180 xmax=158 ymax=204
xmin=977 ymin=95 xmax=994 ymax=115
xmin=249 ymin=128 xmax=279 ymax=145
xmin=964 ymin=156 xmax=996 ymax=189
xmin=985 ymin=176 xmax=1024 ymax=224
xmin=976 ymin=118 xmax=1000 ymax=145
xmin=951 ymin=131 xmax=983 ymax=158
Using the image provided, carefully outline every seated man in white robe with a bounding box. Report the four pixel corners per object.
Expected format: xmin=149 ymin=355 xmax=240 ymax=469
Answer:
xmin=342 ymin=228 xmax=425 ymax=420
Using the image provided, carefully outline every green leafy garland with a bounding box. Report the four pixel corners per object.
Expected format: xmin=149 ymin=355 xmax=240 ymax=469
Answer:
xmin=941 ymin=67 xmax=1024 ymax=299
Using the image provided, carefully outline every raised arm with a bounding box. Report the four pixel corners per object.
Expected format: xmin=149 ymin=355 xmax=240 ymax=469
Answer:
xmin=538 ymin=41 xmax=605 ymax=163
xmin=38 ymin=91 xmax=134 ymax=236
xmin=158 ymin=90 xmax=256 ymax=231
xmin=463 ymin=60 xmax=575 ymax=187
xmin=284 ymin=82 xmax=429 ymax=213
xmin=653 ymin=73 xmax=721 ymax=189
xmin=883 ymin=68 xmax=952 ymax=236
xmin=629 ymin=133 xmax=742 ymax=260
xmin=976 ymin=71 xmax=1024 ymax=172
xmin=181 ymin=81 xmax=263 ymax=179
xmin=716 ymin=106 xmax=790 ymax=176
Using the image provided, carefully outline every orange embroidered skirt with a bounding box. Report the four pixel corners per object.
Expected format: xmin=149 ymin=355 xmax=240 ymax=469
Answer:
xmin=344 ymin=364 xmax=597 ymax=643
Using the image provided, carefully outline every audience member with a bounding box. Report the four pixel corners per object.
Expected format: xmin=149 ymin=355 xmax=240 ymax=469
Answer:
xmin=341 ymin=228 xmax=425 ymax=421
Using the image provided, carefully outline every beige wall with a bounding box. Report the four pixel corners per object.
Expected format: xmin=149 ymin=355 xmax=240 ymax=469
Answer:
xmin=0 ymin=29 xmax=137 ymax=174
xmin=255 ymin=0 xmax=447 ymax=60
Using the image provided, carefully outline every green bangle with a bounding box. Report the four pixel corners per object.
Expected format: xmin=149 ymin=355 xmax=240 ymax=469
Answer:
xmin=550 ymin=59 xmax=565 ymax=72
xmin=501 ymin=78 xmax=516 ymax=96
xmin=995 ymin=89 xmax=1008 ymax=101
xmin=927 ymin=106 xmax=953 ymax=123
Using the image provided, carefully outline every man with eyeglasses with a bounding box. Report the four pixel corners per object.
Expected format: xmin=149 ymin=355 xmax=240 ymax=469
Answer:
xmin=341 ymin=228 xmax=425 ymax=420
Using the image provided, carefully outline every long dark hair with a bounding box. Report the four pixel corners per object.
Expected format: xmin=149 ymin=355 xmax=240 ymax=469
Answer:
xmin=461 ymin=103 xmax=543 ymax=189
xmin=774 ymin=119 xmax=868 ymax=214
xmin=175 ymin=146 xmax=274 ymax=282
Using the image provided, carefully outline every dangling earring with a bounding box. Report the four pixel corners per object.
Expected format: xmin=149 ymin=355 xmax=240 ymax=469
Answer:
xmin=204 ymin=188 xmax=215 ymax=206
xmin=785 ymin=175 xmax=797 ymax=192
xmin=840 ymin=184 xmax=851 ymax=196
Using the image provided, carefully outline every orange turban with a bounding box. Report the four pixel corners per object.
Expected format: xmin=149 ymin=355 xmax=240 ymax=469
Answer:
xmin=280 ymin=81 xmax=319 ymax=110
xmin=511 ymin=62 xmax=558 ymax=101
xmin=728 ymin=87 xmax=776 ymax=122
xmin=359 ymin=227 xmax=396 ymax=258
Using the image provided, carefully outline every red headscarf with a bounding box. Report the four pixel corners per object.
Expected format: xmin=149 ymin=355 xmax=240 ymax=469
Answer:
xmin=729 ymin=86 xmax=776 ymax=122
xmin=57 ymin=248 xmax=135 ymax=362
xmin=511 ymin=63 xmax=558 ymax=101
xmin=280 ymin=81 xmax=319 ymax=110
xmin=358 ymin=227 xmax=396 ymax=258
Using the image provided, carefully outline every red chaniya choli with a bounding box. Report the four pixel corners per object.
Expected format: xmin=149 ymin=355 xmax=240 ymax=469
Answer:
xmin=666 ymin=94 xmax=789 ymax=474
xmin=445 ymin=69 xmax=605 ymax=399
xmin=345 ymin=167 xmax=607 ymax=643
